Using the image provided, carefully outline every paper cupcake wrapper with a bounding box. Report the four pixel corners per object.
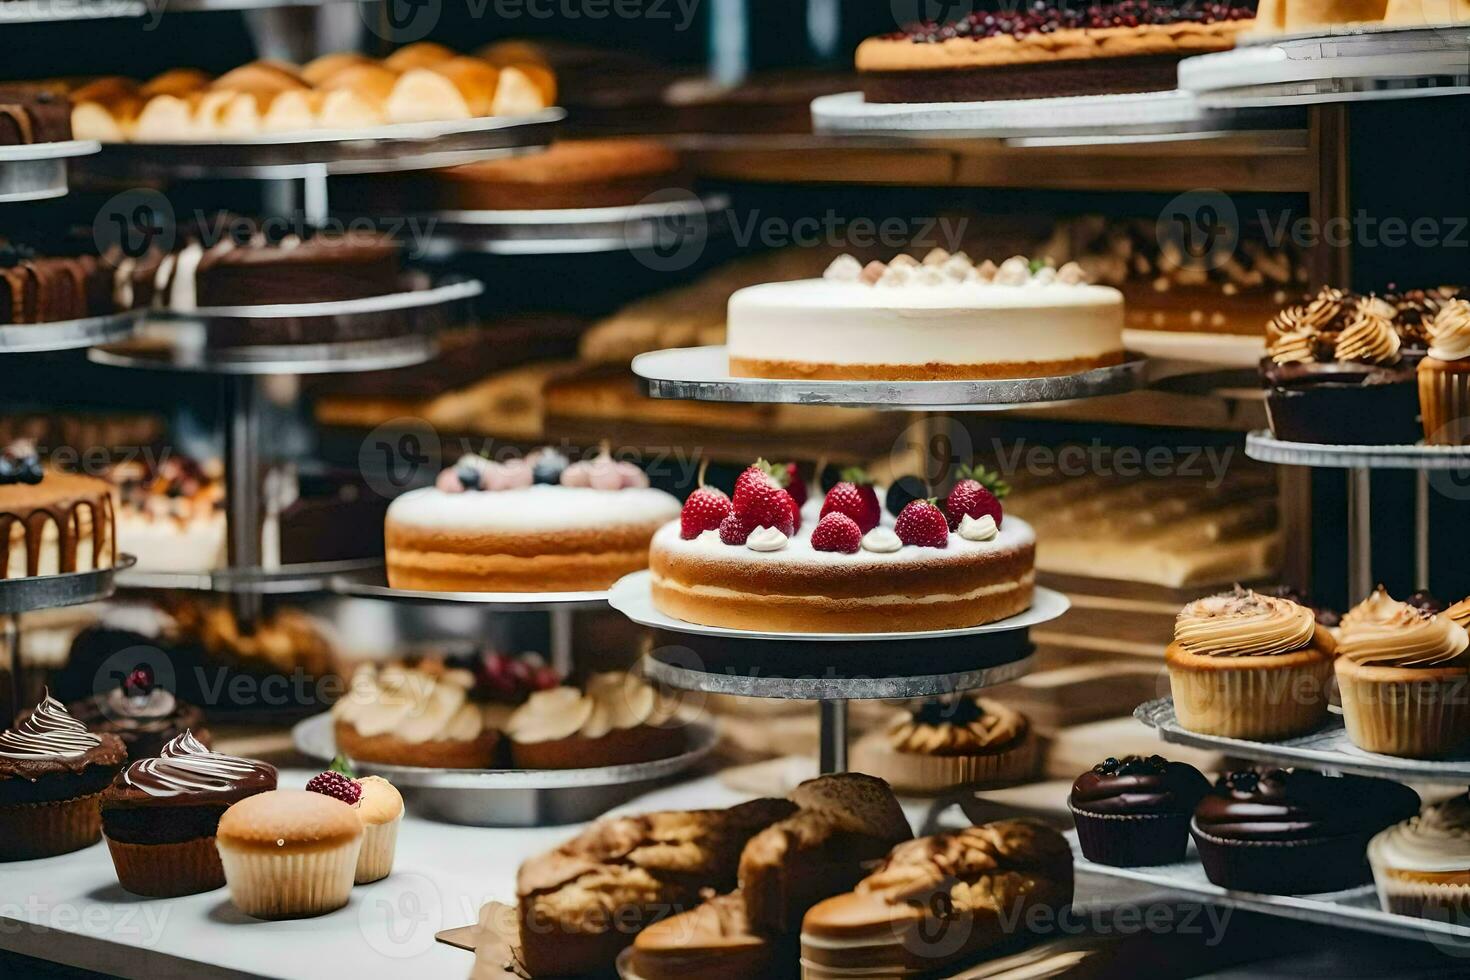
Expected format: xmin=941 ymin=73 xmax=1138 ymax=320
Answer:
xmin=849 ymin=732 xmax=1039 ymax=795
xmin=1192 ymin=823 xmax=1375 ymax=894
xmin=1337 ymin=668 xmax=1470 ymax=758
xmin=217 ymin=837 xmax=362 ymax=919
xmin=1069 ymin=806 xmax=1192 ymax=867
xmin=1168 ymin=657 xmax=1332 ymax=740
xmin=356 ymin=813 xmax=401 ymax=885
xmin=106 ymin=834 xmax=224 ymax=897
xmin=0 ymin=793 xmax=102 ymax=861
xmin=1419 ymin=363 xmax=1470 ymax=446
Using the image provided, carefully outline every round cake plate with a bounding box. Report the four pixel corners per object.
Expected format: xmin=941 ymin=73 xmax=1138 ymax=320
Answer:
xmin=86 ymin=279 xmax=480 ymax=374
xmin=1245 ymin=430 xmax=1470 ymax=469
xmin=117 ymin=557 xmax=385 ymax=595
xmin=412 ymin=193 xmax=731 ymax=258
xmin=291 ymin=711 xmax=717 ymax=826
xmin=631 ymin=345 xmax=1148 ymax=410
xmin=810 ymin=90 xmax=1302 ymax=142
xmin=329 ymin=568 xmax=610 ymax=611
xmin=0 ymin=140 xmax=100 ymax=203
xmin=0 ymin=309 xmax=140 ymax=354
xmin=82 ymin=110 xmax=563 ymax=180
xmin=609 ymin=570 xmax=1069 ymax=643
xmin=1182 ymin=25 xmax=1470 ymax=107
xmin=640 ymin=651 xmax=1034 ymax=701
xmin=0 ymin=554 xmax=136 ymax=616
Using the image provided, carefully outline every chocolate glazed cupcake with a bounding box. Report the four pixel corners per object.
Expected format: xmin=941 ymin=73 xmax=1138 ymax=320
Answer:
xmin=1069 ymin=755 xmax=1211 ymax=867
xmin=1191 ymin=769 xmax=1420 ymax=895
xmin=69 ymin=665 xmax=210 ymax=761
xmin=0 ymin=694 xmax=127 ymax=861
xmin=101 ymin=730 xmax=276 ymax=897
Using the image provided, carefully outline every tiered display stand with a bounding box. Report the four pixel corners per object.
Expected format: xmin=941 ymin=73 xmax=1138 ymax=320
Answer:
xmin=0 ymin=140 xmax=100 ymax=203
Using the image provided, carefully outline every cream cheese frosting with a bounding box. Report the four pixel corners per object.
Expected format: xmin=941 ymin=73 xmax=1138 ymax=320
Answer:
xmin=505 ymin=672 xmax=673 ymax=744
xmin=333 ymin=664 xmax=487 ymax=743
xmin=1371 ymin=794 xmax=1470 ymax=873
xmin=386 ymin=483 xmax=681 ymax=533
xmin=1174 ymin=587 xmax=1320 ymax=657
xmin=1337 ymin=587 xmax=1470 ymax=668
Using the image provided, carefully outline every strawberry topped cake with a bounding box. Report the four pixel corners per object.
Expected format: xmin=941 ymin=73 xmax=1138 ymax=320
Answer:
xmin=385 ymin=448 xmax=680 ymax=593
xmin=649 ymin=461 xmax=1035 ymax=633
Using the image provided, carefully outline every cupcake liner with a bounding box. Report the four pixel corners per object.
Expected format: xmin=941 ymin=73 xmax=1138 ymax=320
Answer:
xmin=1191 ymin=822 xmax=1375 ymax=894
xmin=106 ymin=835 xmax=224 ymax=897
xmin=1168 ymin=655 xmax=1332 ymax=740
xmin=1337 ymin=665 xmax=1470 ymax=758
xmin=1367 ymin=835 xmax=1470 ymax=924
xmin=356 ymin=812 xmax=401 ymax=885
xmin=850 ymin=732 xmax=1039 ymax=795
xmin=1069 ymin=805 xmax=1192 ymax=867
xmin=0 ymin=793 xmax=103 ymax=861
xmin=1418 ymin=360 xmax=1470 ymax=446
xmin=217 ymin=838 xmax=362 ymax=919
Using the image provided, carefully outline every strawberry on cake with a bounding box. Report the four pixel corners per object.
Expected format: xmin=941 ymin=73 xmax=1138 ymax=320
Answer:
xmin=650 ymin=461 xmax=1035 ymax=633
xmin=384 ymin=448 xmax=680 ymax=593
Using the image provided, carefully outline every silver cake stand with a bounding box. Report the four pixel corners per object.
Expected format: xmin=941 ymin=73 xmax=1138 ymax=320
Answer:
xmin=0 ymin=309 xmax=140 ymax=355
xmin=0 ymin=140 xmax=100 ymax=203
xmin=292 ymin=711 xmax=717 ymax=826
xmin=1 ymin=555 xmax=136 ymax=723
xmin=632 ymin=346 xmax=1148 ymax=411
xmin=609 ymin=571 xmax=1062 ymax=773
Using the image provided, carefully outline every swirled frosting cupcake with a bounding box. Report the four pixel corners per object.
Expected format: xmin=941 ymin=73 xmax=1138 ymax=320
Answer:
xmin=850 ymin=696 xmax=1038 ymax=794
xmin=504 ymin=672 xmax=683 ymax=769
xmin=1069 ymin=754 xmax=1211 ymax=867
xmin=1370 ymin=793 xmax=1470 ymax=923
xmin=0 ymin=694 xmax=127 ymax=860
xmin=1165 ymin=587 xmax=1336 ymax=739
xmin=1418 ymin=298 xmax=1470 ymax=445
xmin=332 ymin=663 xmax=502 ymax=769
xmin=1192 ymin=768 xmax=1420 ymax=895
xmin=1335 ymin=586 xmax=1470 ymax=758
xmin=100 ymin=730 xmax=277 ymax=896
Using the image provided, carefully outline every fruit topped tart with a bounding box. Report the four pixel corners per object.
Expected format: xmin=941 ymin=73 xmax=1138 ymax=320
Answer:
xmin=384 ymin=445 xmax=681 ymax=593
xmin=649 ymin=459 xmax=1035 ymax=633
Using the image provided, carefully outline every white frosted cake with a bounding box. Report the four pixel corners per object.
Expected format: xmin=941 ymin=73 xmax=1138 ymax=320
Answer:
xmin=727 ymin=250 xmax=1125 ymax=381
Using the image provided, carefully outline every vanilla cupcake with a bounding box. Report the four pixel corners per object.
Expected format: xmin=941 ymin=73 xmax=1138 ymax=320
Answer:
xmin=504 ymin=672 xmax=682 ymax=769
xmin=216 ymin=790 xmax=362 ymax=920
xmin=1371 ymin=793 xmax=1470 ymax=924
xmin=1166 ymin=588 xmax=1336 ymax=739
xmin=1418 ymin=299 xmax=1470 ymax=444
xmin=850 ymin=696 xmax=1038 ymax=794
xmin=332 ymin=663 xmax=499 ymax=769
xmin=1336 ymin=587 xmax=1470 ymax=758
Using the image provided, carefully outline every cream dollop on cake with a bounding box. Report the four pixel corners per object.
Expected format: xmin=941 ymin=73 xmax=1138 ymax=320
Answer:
xmin=726 ymin=250 xmax=1124 ymax=381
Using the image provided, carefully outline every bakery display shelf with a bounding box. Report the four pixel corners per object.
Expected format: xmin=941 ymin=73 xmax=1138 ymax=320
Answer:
xmin=292 ymin=712 xmax=717 ymax=826
xmin=1069 ymin=832 xmax=1470 ymax=945
xmin=117 ymin=556 xmax=382 ymax=595
xmin=0 ymin=554 xmax=135 ymax=616
xmin=86 ymin=278 xmax=482 ymax=375
xmin=1137 ymin=697 xmax=1470 ymax=784
xmin=0 ymin=0 xmax=354 ymax=22
xmin=1245 ymin=430 xmax=1470 ymax=470
xmin=0 ymin=139 xmax=99 ymax=202
xmin=1182 ymin=24 xmax=1470 ymax=108
xmin=0 ymin=307 xmax=140 ymax=354
xmin=328 ymin=569 xmax=609 ymax=611
xmin=406 ymin=192 xmax=731 ymax=258
xmin=810 ymin=90 xmax=1305 ymax=146
xmin=631 ymin=346 xmax=1148 ymax=410
xmin=80 ymin=109 xmax=564 ymax=180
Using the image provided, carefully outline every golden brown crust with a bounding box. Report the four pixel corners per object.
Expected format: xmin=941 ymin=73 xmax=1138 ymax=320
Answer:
xmin=729 ymin=350 xmax=1123 ymax=381
xmin=333 ymin=718 xmax=499 ymax=770
xmin=509 ymin=724 xmax=685 ymax=770
xmin=384 ymin=521 xmax=664 ymax=592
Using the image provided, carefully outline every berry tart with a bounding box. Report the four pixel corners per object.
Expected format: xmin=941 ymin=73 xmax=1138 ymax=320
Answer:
xmin=0 ymin=440 xmax=117 ymax=580
xmin=306 ymin=759 xmax=403 ymax=884
xmin=850 ymin=696 xmax=1040 ymax=794
xmin=856 ymin=1 xmax=1256 ymax=104
xmin=650 ymin=460 xmax=1035 ymax=633
xmin=384 ymin=447 xmax=680 ymax=592
xmin=67 ymin=663 xmax=210 ymax=762
xmin=727 ymin=251 xmax=1124 ymax=381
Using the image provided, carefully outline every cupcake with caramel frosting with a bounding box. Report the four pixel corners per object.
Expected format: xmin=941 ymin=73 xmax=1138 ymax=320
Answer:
xmin=504 ymin=672 xmax=684 ymax=769
xmin=1418 ymin=298 xmax=1470 ymax=445
xmin=1165 ymin=587 xmax=1336 ymax=739
xmin=850 ymin=695 xmax=1038 ymax=794
xmin=1370 ymin=792 xmax=1470 ymax=923
xmin=1335 ymin=586 xmax=1470 ymax=758
xmin=332 ymin=663 xmax=500 ymax=769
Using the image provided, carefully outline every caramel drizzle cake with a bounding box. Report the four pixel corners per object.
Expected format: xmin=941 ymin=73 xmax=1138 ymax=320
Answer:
xmin=0 ymin=442 xmax=116 ymax=580
xmin=726 ymin=250 xmax=1124 ymax=382
xmin=856 ymin=1 xmax=1256 ymax=103
xmin=384 ymin=448 xmax=681 ymax=593
xmin=651 ymin=461 xmax=1034 ymax=633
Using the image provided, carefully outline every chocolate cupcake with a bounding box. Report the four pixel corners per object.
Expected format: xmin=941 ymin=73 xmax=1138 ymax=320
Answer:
xmin=1261 ymin=287 xmax=1422 ymax=446
xmin=0 ymin=694 xmax=127 ymax=861
xmin=101 ymin=730 xmax=276 ymax=897
xmin=1069 ymin=754 xmax=1211 ymax=867
xmin=69 ymin=664 xmax=210 ymax=762
xmin=1191 ymin=769 xmax=1420 ymax=895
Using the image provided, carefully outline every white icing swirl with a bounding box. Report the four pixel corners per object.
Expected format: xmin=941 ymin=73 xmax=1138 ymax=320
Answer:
xmin=746 ymin=526 xmax=789 ymax=552
xmin=0 ymin=694 xmax=102 ymax=759
xmin=860 ymin=527 xmax=902 ymax=554
xmin=1371 ymin=794 xmax=1470 ymax=873
xmin=958 ymin=514 xmax=998 ymax=542
xmin=123 ymin=731 xmax=274 ymax=797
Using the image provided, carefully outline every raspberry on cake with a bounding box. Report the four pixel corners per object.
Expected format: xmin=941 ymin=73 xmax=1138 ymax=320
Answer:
xmin=650 ymin=460 xmax=1036 ymax=633
xmin=726 ymin=251 xmax=1125 ymax=381
xmin=384 ymin=447 xmax=680 ymax=593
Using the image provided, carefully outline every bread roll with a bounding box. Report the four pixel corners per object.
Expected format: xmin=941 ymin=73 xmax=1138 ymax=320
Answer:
xmin=383 ymin=41 xmax=456 ymax=71
xmin=426 ymin=57 xmax=499 ymax=116
xmin=316 ymin=89 xmax=385 ymax=130
xmin=318 ymin=64 xmax=399 ymax=106
xmin=490 ymin=66 xmax=548 ymax=115
xmin=211 ymin=63 xmax=307 ymax=96
xmin=132 ymin=93 xmax=198 ymax=140
xmin=385 ymin=68 xmax=471 ymax=124
xmin=141 ymin=68 xmax=210 ymax=99
xmin=261 ymin=90 xmax=324 ymax=134
xmin=70 ymin=78 xmax=141 ymax=141
xmin=302 ymin=52 xmax=374 ymax=87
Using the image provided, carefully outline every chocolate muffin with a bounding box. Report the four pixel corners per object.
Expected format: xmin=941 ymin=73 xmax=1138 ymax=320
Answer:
xmin=0 ymin=695 xmax=127 ymax=861
xmin=1191 ymin=768 xmax=1421 ymax=895
xmin=1069 ymin=754 xmax=1211 ymax=867
xmin=69 ymin=665 xmax=210 ymax=762
xmin=101 ymin=730 xmax=276 ymax=897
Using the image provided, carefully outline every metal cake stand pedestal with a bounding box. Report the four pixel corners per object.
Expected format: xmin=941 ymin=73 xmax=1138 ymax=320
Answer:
xmin=610 ymin=572 xmax=1063 ymax=773
xmin=0 ymin=309 xmax=141 ymax=355
xmin=632 ymin=346 xmax=1148 ymax=411
xmin=0 ymin=140 xmax=100 ymax=203
xmin=2 ymin=555 xmax=136 ymax=724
